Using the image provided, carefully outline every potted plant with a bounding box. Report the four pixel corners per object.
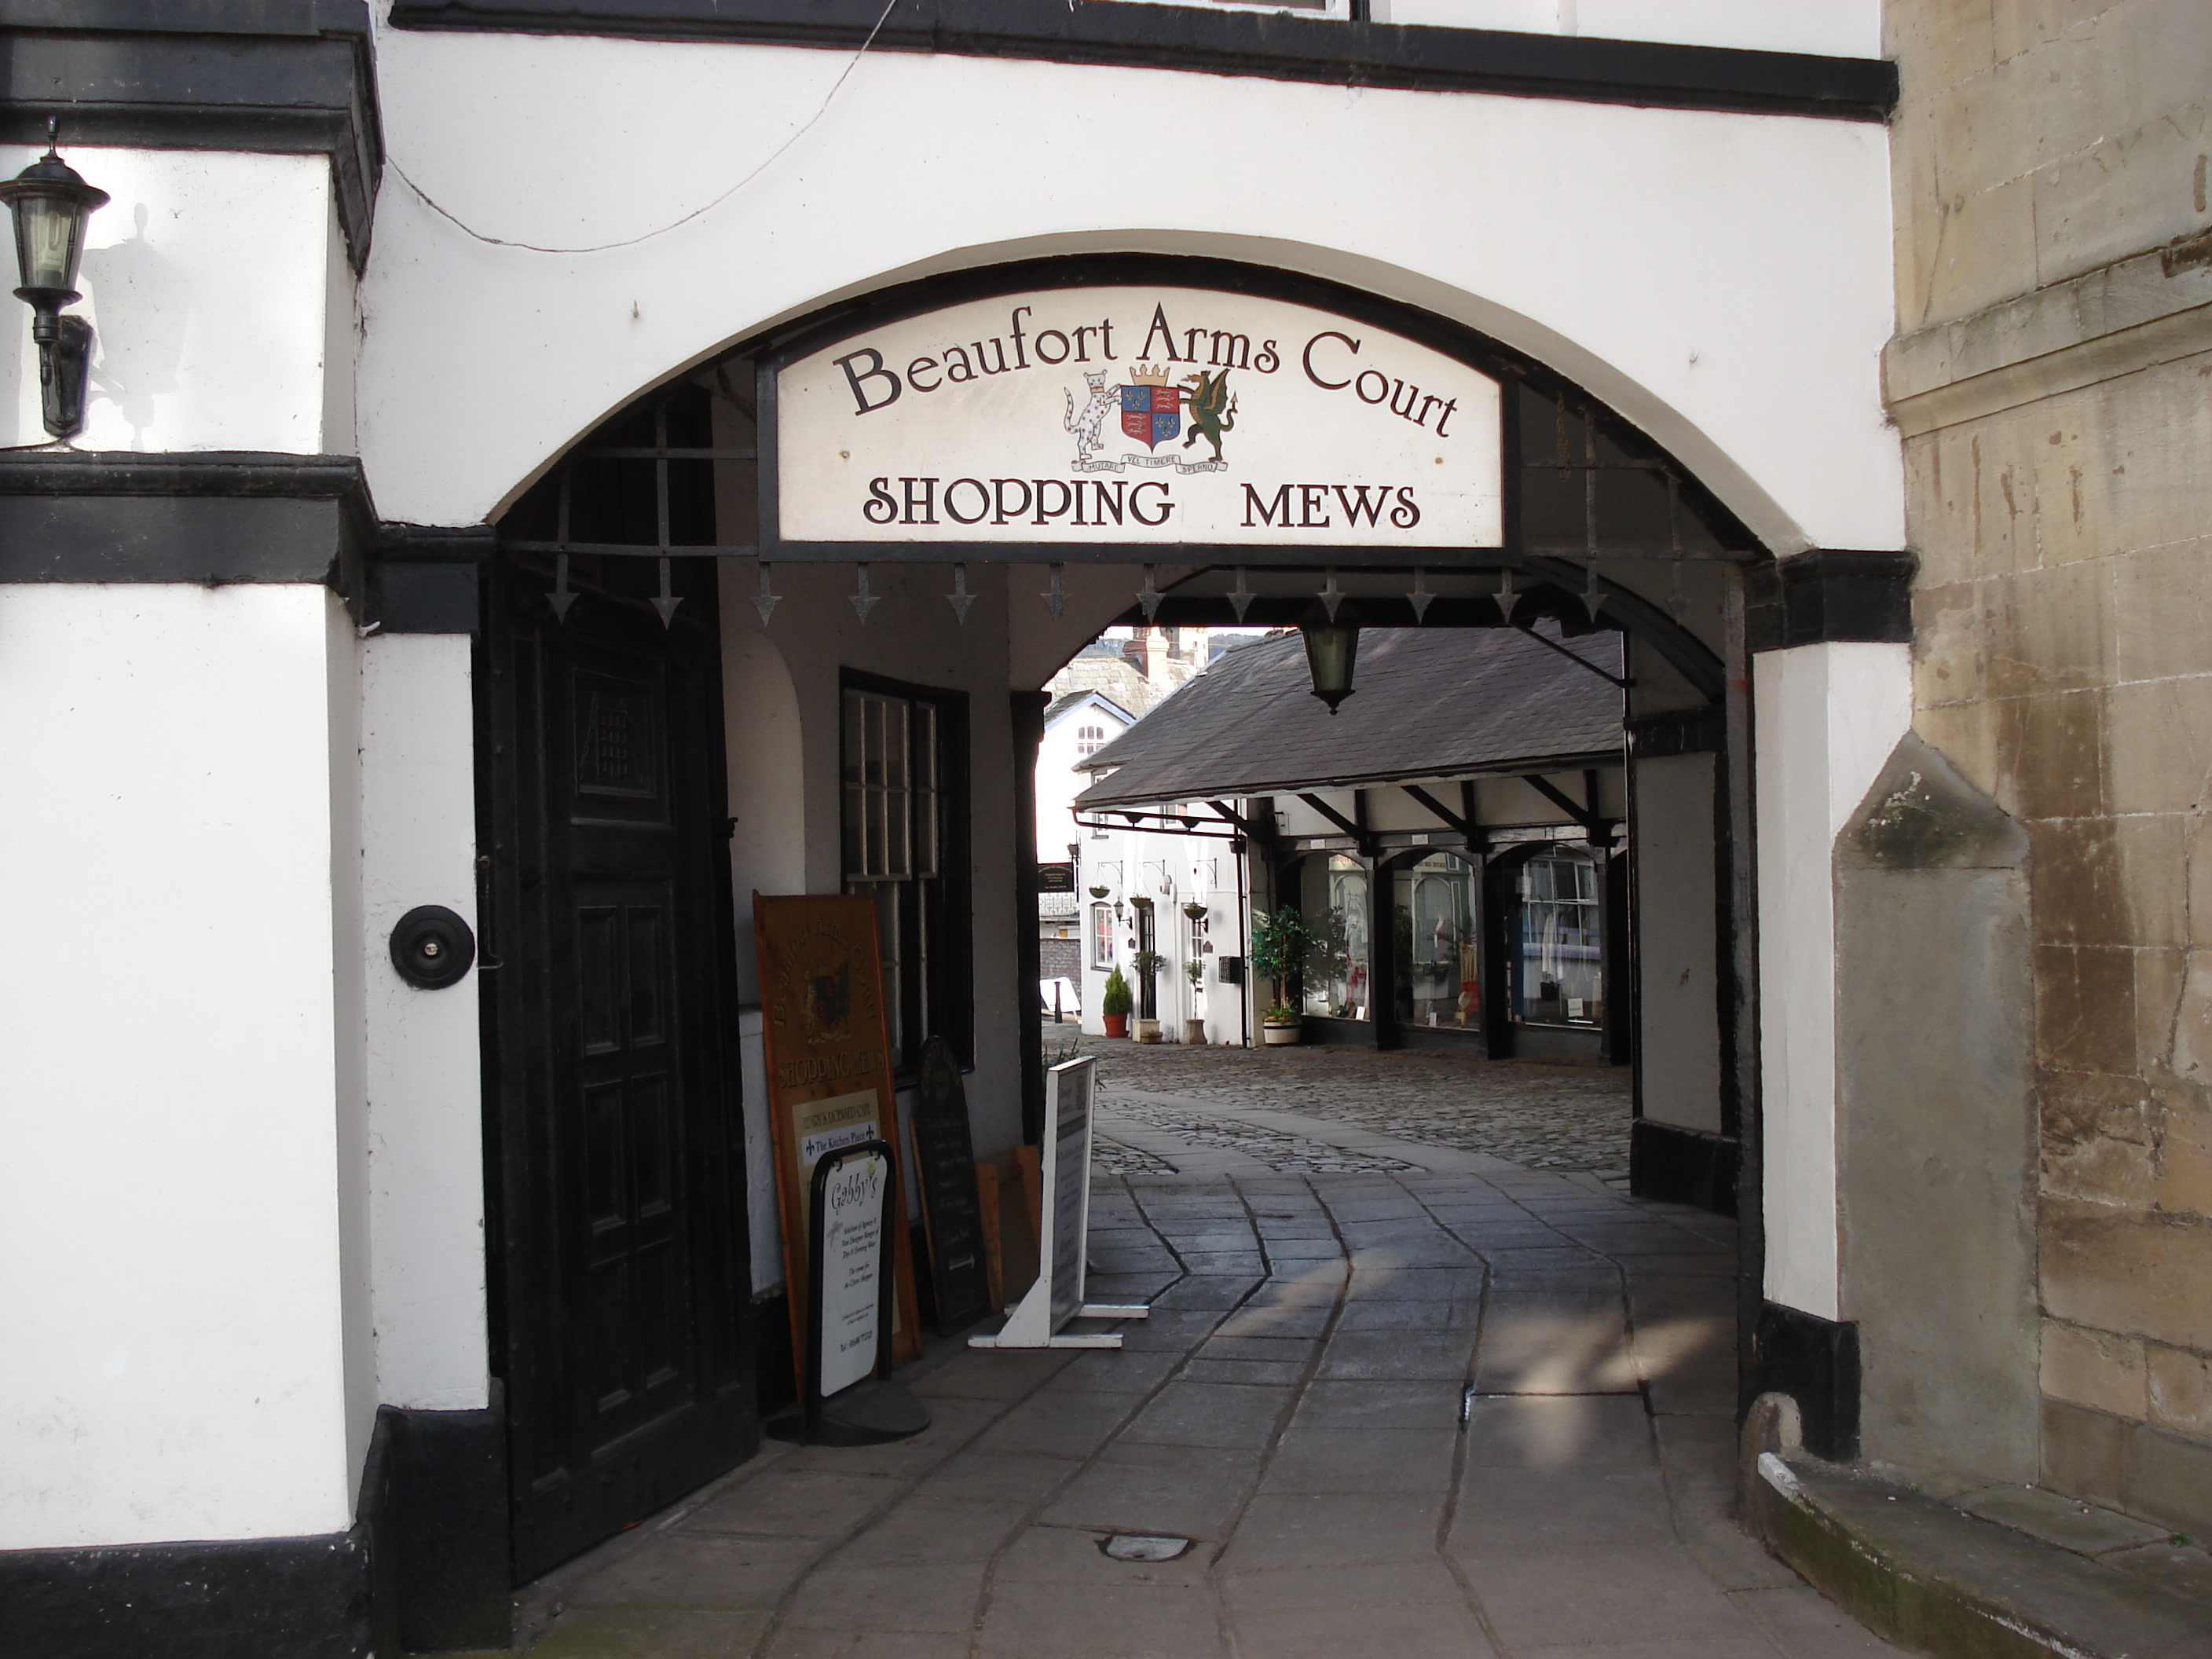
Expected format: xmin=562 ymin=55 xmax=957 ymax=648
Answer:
xmin=1088 ymin=884 xmax=1110 ymax=899
xmin=1248 ymin=906 xmax=1319 ymax=1046
xmin=1181 ymin=900 xmax=1209 ymax=921
xmin=1099 ymin=966 xmax=1132 ymax=1038
xmin=1182 ymin=958 xmax=1207 ymax=1046
xmin=1129 ymin=949 xmax=1167 ymax=1042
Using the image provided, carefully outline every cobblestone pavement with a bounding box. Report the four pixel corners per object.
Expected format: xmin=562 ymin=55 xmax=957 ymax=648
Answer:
xmin=1046 ymin=1024 xmax=1633 ymax=1177
xmin=493 ymin=1156 xmax=1903 ymax=1659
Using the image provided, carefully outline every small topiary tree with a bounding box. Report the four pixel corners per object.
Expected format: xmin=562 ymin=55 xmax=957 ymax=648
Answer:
xmin=1248 ymin=906 xmax=1319 ymax=1020
xmin=1101 ymin=966 xmax=1133 ymax=1018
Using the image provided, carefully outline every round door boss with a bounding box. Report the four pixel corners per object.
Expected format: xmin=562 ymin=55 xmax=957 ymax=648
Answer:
xmin=390 ymin=905 xmax=476 ymax=990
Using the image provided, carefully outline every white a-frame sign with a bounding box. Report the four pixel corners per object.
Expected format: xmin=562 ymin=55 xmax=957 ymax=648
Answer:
xmin=969 ymin=1056 xmax=1150 ymax=1350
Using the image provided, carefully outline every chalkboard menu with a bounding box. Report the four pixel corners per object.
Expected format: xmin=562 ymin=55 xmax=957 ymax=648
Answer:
xmin=911 ymin=1036 xmax=995 ymax=1335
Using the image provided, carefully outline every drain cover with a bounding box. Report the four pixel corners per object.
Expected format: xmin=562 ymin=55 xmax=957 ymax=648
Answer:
xmin=1101 ymin=1533 xmax=1192 ymax=1562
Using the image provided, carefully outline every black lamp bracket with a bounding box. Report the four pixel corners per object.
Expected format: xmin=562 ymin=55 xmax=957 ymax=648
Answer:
xmin=28 ymin=309 xmax=91 ymax=440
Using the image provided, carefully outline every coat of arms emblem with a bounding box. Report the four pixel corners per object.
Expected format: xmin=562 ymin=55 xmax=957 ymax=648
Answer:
xmin=1063 ymin=364 xmax=1238 ymax=476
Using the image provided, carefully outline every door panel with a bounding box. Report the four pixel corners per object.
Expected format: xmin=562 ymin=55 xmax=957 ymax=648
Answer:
xmin=480 ymin=551 xmax=753 ymax=1582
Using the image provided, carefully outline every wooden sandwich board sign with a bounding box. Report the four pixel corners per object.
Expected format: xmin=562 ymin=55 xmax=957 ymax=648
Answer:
xmin=794 ymin=1138 xmax=929 ymax=1445
xmin=753 ymin=892 xmax=922 ymax=1389
xmin=969 ymin=1055 xmax=1150 ymax=1350
xmin=911 ymin=1036 xmax=995 ymax=1335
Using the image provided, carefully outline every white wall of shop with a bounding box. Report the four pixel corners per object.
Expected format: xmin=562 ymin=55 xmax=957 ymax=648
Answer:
xmin=359 ymin=31 xmax=1899 ymax=556
xmin=1756 ymin=643 xmax=1913 ymax=1322
xmin=0 ymin=146 xmax=348 ymax=456
xmin=1038 ymin=693 xmax=1133 ymax=865
xmin=0 ymin=584 xmax=366 ymax=1549
xmin=361 ymin=635 xmax=489 ymax=1412
xmin=1078 ymin=817 xmax=1250 ymax=1044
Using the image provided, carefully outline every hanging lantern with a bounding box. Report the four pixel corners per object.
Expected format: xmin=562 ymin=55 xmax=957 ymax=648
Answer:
xmin=1299 ymin=622 xmax=1359 ymax=713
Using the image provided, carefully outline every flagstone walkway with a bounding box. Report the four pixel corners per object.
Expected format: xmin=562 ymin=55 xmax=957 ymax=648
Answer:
xmin=486 ymin=1121 xmax=1906 ymax=1659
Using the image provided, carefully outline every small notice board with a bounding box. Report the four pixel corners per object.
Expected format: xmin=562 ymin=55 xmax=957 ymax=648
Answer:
xmin=969 ymin=1055 xmax=1149 ymax=1350
xmin=754 ymin=892 xmax=921 ymax=1384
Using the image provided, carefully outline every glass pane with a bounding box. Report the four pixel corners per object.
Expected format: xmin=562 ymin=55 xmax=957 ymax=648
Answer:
xmin=842 ymin=782 xmax=863 ymax=876
xmin=870 ymin=881 xmax=902 ymax=1060
xmin=1514 ymin=849 xmax=1602 ymax=1027
xmin=843 ymin=690 xmax=863 ymax=787
xmin=1393 ymin=852 xmax=1480 ymax=1032
xmin=1299 ymin=854 xmax=1370 ymax=1020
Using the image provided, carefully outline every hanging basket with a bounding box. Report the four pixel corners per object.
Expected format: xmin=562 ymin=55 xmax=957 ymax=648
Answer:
xmin=1181 ymin=902 xmax=1209 ymax=921
xmin=1088 ymin=885 xmax=1110 ymax=899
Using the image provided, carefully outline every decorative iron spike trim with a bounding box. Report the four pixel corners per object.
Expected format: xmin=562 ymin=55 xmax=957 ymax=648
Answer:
xmin=1408 ymin=567 xmax=1435 ymax=622
xmin=1319 ymin=566 xmax=1346 ymax=622
xmin=1042 ymin=562 xmax=1067 ymax=619
xmin=651 ymin=555 xmax=683 ymax=627
xmin=1138 ymin=564 xmax=1164 ymax=624
xmin=1228 ymin=567 xmax=1255 ymax=624
xmin=1580 ymin=559 xmax=1606 ymax=624
xmin=850 ymin=562 xmax=880 ymax=623
xmin=946 ymin=562 xmax=974 ymax=623
xmin=548 ymin=552 xmax=577 ymax=621
xmin=753 ymin=561 xmax=782 ymax=625
xmin=1492 ymin=566 xmax=1522 ymax=621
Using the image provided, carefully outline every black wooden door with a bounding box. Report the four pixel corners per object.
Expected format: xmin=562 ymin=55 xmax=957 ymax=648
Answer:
xmin=479 ymin=550 xmax=754 ymax=1582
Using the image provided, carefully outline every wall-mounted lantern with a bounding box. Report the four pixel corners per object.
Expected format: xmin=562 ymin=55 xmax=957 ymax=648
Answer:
xmin=1299 ymin=622 xmax=1360 ymax=713
xmin=0 ymin=123 xmax=108 ymax=440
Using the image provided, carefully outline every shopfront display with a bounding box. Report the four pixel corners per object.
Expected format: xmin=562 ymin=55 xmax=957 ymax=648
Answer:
xmin=1299 ymin=853 xmax=1371 ymax=1020
xmin=1393 ymin=851 xmax=1481 ymax=1035
xmin=1510 ymin=847 xmax=1603 ymax=1029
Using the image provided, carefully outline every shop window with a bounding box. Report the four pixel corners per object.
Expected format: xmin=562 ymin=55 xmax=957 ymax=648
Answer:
xmin=1393 ymin=851 xmax=1480 ymax=1034
xmin=842 ymin=677 xmax=970 ymax=1070
xmin=1511 ymin=847 xmax=1602 ymax=1028
xmin=1091 ymin=903 xmax=1116 ymax=969
xmin=1299 ymin=853 xmax=1370 ymax=1020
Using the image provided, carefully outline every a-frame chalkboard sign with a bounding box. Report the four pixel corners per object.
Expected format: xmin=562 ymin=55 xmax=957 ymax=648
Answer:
xmin=911 ymin=1037 xmax=994 ymax=1335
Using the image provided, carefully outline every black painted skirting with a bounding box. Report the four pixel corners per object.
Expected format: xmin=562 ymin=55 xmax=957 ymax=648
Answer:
xmin=1629 ymin=1119 xmax=1738 ymax=1216
xmin=390 ymin=0 xmax=1895 ymax=121
xmin=1748 ymin=550 xmax=1917 ymax=653
xmin=0 ymin=1396 xmax=511 ymax=1658
xmin=378 ymin=1395 xmax=512 ymax=1652
xmin=0 ymin=0 xmax=382 ymax=267
xmin=1748 ymin=1300 xmax=1861 ymax=1462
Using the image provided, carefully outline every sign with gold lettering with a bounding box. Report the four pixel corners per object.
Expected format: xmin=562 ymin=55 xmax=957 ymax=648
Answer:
xmin=774 ymin=287 xmax=1503 ymax=549
xmin=754 ymin=893 xmax=921 ymax=1382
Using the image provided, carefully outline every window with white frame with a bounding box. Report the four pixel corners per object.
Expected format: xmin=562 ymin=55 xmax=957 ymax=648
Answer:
xmin=1090 ymin=903 xmax=1116 ymax=969
xmin=1076 ymin=723 xmax=1107 ymax=757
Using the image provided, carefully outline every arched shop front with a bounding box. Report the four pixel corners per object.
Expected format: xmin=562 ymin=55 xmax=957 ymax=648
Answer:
xmin=0 ymin=12 xmax=1943 ymax=1656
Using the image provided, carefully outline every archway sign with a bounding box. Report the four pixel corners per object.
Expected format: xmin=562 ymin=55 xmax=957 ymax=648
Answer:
xmin=764 ymin=284 xmax=1504 ymax=560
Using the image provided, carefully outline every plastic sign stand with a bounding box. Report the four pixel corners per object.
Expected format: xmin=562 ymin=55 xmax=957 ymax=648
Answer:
xmin=775 ymin=1139 xmax=931 ymax=1446
xmin=970 ymin=1057 xmax=1150 ymax=1350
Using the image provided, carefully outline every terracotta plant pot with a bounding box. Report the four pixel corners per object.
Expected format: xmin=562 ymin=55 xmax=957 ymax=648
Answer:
xmin=1102 ymin=1013 xmax=1129 ymax=1038
xmin=1262 ymin=1020 xmax=1301 ymax=1046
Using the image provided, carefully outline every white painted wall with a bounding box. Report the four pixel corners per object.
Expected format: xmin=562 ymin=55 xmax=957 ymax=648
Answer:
xmin=0 ymin=585 xmax=360 ymax=1548
xmin=1378 ymin=0 xmax=1881 ymax=57
xmin=0 ymin=148 xmax=347 ymax=455
xmin=1755 ymin=643 xmax=1912 ymax=1321
xmin=1634 ymin=752 xmax=1723 ymax=1133
xmin=1038 ymin=694 xmax=1133 ymax=865
xmin=360 ymin=35 xmax=1899 ymax=555
xmin=361 ymin=635 xmax=489 ymax=1412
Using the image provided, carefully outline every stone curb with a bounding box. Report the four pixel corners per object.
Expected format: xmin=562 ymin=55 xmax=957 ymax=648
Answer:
xmin=1746 ymin=1448 xmax=2212 ymax=1659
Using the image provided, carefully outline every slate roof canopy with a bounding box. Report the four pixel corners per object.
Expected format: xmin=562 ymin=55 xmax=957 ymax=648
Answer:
xmin=1071 ymin=627 xmax=1624 ymax=809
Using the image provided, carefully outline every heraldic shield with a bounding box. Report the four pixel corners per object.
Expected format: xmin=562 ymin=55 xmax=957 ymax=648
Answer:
xmin=1120 ymin=379 xmax=1181 ymax=449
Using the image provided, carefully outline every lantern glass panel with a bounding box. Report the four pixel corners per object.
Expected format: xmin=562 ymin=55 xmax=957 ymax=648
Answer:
xmin=13 ymin=190 xmax=85 ymax=295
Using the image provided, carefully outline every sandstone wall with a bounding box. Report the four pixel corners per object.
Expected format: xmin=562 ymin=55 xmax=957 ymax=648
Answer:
xmin=1888 ymin=0 xmax=2212 ymax=1532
